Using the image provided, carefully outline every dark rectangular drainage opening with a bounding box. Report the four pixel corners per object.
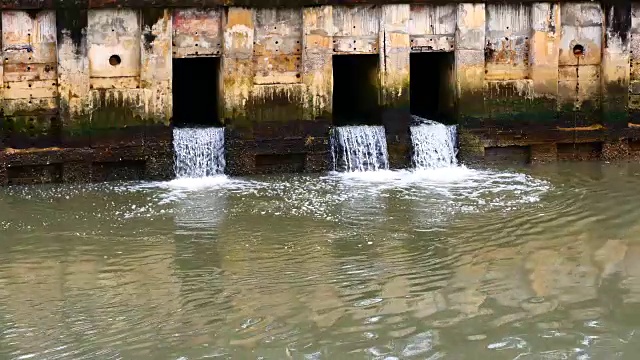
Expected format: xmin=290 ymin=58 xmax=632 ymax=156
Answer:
xmin=557 ymin=142 xmax=602 ymax=161
xmin=7 ymin=164 xmax=62 ymax=186
xmin=172 ymin=57 xmax=221 ymax=127
xmin=410 ymin=52 xmax=455 ymax=124
xmin=485 ymin=146 xmax=531 ymax=165
xmin=332 ymin=54 xmax=380 ymax=126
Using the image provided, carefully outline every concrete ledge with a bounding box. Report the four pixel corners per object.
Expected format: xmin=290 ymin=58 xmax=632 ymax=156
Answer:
xmin=2 ymin=145 xmax=173 ymax=185
xmin=458 ymin=126 xmax=640 ymax=165
xmin=225 ymin=137 xmax=330 ymax=175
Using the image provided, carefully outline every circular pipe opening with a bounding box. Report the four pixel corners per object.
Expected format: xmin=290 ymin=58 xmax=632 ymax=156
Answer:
xmin=109 ymin=55 xmax=122 ymax=66
xmin=573 ymin=44 xmax=584 ymax=56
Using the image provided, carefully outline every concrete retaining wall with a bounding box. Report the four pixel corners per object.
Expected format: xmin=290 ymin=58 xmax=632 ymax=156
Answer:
xmin=0 ymin=2 xmax=639 ymax=185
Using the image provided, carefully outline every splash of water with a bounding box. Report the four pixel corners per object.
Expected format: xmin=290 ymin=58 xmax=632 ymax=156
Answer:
xmin=173 ymin=127 xmax=226 ymax=178
xmin=410 ymin=116 xmax=457 ymax=170
xmin=332 ymin=126 xmax=389 ymax=172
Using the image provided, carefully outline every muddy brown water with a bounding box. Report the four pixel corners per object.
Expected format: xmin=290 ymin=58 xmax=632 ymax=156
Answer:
xmin=1 ymin=163 xmax=640 ymax=359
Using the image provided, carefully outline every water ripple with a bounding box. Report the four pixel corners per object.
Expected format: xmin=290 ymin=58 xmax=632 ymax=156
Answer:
xmin=2 ymin=163 xmax=640 ymax=358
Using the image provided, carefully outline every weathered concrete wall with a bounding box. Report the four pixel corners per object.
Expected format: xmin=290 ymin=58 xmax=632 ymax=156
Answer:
xmin=2 ymin=2 xmax=640 ymax=185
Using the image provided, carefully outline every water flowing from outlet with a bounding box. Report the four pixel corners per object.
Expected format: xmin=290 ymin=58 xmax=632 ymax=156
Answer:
xmin=173 ymin=127 xmax=225 ymax=178
xmin=410 ymin=116 xmax=458 ymax=170
xmin=332 ymin=125 xmax=389 ymax=172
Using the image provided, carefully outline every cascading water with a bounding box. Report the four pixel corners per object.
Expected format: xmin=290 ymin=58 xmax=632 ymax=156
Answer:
xmin=173 ymin=127 xmax=226 ymax=178
xmin=410 ymin=116 xmax=458 ymax=169
xmin=332 ymin=125 xmax=389 ymax=172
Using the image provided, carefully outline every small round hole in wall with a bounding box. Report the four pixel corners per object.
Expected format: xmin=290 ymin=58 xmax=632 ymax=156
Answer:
xmin=28 ymin=57 xmax=32 ymax=61
xmin=28 ymin=83 xmax=32 ymax=88
xmin=109 ymin=55 xmax=122 ymax=66
xmin=44 ymin=65 xmax=51 ymax=72
xmin=195 ymin=31 xmax=198 ymax=35
xmin=195 ymin=43 xmax=199 ymax=47
xmin=275 ymin=41 xmax=279 ymax=44
xmin=573 ymin=44 xmax=584 ymax=56
xmin=26 ymin=66 xmax=31 ymax=71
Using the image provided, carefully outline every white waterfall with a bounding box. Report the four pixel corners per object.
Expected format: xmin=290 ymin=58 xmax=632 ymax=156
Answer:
xmin=173 ymin=127 xmax=226 ymax=178
xmin=410 ymin=116 xmax=457 ymax=169
xmin=332 ymin=125 xmax=389 ymax=172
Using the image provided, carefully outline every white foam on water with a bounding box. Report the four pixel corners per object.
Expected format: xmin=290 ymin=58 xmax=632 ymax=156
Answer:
xmin=332 ymin=125 xmax=389 ymax=172
xmin=164 ymin=175 xmax=232 ymax=191
xmin=173 ymin=127 xmax=225 ymax=178
xmin=330 ymin=166 xmax=551 ymax=205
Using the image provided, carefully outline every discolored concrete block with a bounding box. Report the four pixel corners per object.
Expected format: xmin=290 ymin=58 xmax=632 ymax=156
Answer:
xmin=381 ymin=4 xmax=410 ymax=108
xmin=141 ymin=9 xmax=172 ymax=133
xmin=253 ymin=9 xmax=303 ymax=85
xmin=87 ymin=9 xmax=141 ymax=85
xmin=302 ymin=5 xmax=333 ymax=122
xmin=484 ymin=4 xmax=531 ymax=81
xmin=332 ymin=5 xmax=380 ymax=55
xmin=602 ymin=2 xmax=630 ymax=129
xmin=558 ymin=3 xmax=604 ymax=128
xmin=409 ymin=4 xmax=456 ymax=46
xmin=172 ymin=8 xmax=222 ymax=58
xmin=455 ymin=3 xmax=485 ymax=126
xmin=529 ymin=3 xmax=560 ymax=124
xmin=2 ymin=11 xmax=60 ymax=148
xmin=221 ymin=7 xmax=255 ymax=137
xmin=57 ymin=7 xmax=91 ymax=148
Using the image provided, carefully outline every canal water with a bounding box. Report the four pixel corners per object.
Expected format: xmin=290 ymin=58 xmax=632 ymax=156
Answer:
xmin=1 ymin=162 xmax=640 ymax=359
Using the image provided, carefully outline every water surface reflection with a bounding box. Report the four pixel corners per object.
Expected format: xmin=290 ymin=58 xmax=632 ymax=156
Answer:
xmin=1 ymin=163 xmax=640 ymax=358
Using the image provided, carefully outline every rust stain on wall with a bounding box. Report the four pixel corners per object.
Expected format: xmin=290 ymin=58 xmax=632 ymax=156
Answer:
xmin=253 ymin=9 xmax=302 ymax=85
xmin=484 ymin=4 xmax=531 ymax=81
